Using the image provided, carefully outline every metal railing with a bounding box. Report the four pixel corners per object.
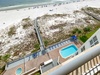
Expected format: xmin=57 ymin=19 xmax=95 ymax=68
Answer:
xmin=48 ymin=44 xmax=100 ymax=75
xmin=5 ymin=38 xmax=72 ymax=70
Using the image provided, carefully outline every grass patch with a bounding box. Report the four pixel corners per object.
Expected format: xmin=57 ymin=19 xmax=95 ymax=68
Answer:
xmin=31 ymin=43 xmax=40 ymax=53
xmin=0 ymin=65 xmax=5 ymax=74
xmin=79 ymin=35 xmax=88 ymax=43
xmin=44 ymin=40 xmax=49 ymax=47
xmin=31 ymin=49 xmax=38 ymax=53
xmin=77 ymin=24 xmax=100 ymax=43
xmin=86 ymin=28 xmax=99 ymax=38
xmin=50 ymin=23 xmax=66 ymax=30
xmin=32 ymin=71 xmax=41 ymax=75
xmin=34 ymin=72 xmax=40 ymax=75
xmin=1 ymin=54 xmax=10 ymax=62
xmin=79 ymin=27 xmax=100 ymax=42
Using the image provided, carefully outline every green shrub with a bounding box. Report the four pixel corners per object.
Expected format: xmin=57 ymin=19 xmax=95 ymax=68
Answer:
xmin=83 ymin=26 xmax=91 ymax=32
xmin=80 ymin=35 xmax=88 ymax=42
xmin=77 ymin=29 xmax=82 ymax=34
xmin=72 ymin=28 xmax=82 ymax=34
xmin=34 ymin=72 xmax=40 ymax=75
xmin=1 ymin=54 xmax=10 ymax=62
xmin=34 ymin=43 xmax=40 ymax=50
xmin=31 ymin=49 xmax=38 ymax=53
xmin=8 ymin=26 xmax=16 ymax=36
xmin=44 ymin=40 xmax=49 ymax=47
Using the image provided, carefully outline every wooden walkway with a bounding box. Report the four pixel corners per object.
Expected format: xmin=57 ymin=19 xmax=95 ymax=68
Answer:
xmin=4 ymin=41 xmax=81 ymax=75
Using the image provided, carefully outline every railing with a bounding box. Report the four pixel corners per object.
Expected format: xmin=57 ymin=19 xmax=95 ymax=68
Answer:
xmin=85 ymin=63 xmax=100 ymax=75
xmin=48 ymin=44 xmax=100 ymax=75
xmin=5 ymin=38 xmax=72 ymax=70
xmin=22 ymin=67 xmax=36 ymax=75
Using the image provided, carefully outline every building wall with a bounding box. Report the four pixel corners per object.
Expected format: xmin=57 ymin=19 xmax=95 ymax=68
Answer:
xmin=78 ymin=28 xmax=100 ymax=53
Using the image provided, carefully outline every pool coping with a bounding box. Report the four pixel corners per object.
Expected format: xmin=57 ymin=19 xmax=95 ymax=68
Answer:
xmin=59 ymin=44 xmax=78 ymax=59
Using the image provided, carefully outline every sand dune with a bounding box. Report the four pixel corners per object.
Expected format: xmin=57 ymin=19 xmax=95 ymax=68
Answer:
xmin=0 ymin=0 xmax=100 ymax=30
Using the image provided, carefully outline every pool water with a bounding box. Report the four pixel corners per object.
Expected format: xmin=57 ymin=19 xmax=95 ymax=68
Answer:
xmin=16 ymin=68 xmax=22 ymax=75
xmin=60 ymin=44 xmax=78 ymax=58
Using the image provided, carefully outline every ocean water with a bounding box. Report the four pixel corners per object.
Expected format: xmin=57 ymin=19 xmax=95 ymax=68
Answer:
xmin=0 ymin=0 xmax=79 ymax=7
xmin=0 ymin=0 xmax=49 ymax=7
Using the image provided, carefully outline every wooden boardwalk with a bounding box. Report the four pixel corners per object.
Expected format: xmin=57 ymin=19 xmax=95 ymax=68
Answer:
xmin=4 ymin=42 xmax=81 ymax=75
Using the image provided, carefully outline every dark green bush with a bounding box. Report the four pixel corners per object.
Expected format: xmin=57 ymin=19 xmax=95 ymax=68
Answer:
xmin=80 ymin=35 xmax=88 ymax=42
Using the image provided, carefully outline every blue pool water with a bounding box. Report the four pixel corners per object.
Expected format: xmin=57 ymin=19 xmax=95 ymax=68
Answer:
xmin=60 ymin=44 xmax=78 ymax=58
xmin=16 ymin=68 xmax=22 ymax=75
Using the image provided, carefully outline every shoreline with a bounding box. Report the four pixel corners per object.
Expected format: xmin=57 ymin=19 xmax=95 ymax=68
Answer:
xmin=0 ymin=0 xmax=80 ymax=11
xmin=0 ymin=0 xmax=99 ymax=30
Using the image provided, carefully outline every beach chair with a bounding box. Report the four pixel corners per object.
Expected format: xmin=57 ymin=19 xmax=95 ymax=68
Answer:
xmin=32 ymin=52 xmax=37 ymax=58
xmin=42 ymin=50 xmax=46 ymax=55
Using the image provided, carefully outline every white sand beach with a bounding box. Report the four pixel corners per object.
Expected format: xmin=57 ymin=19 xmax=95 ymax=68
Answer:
xmin=0 ymin=0 xmax=100 ymax=30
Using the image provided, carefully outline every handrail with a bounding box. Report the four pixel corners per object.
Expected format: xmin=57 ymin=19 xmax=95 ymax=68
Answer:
xmin=48 ymin=44 xmax=100 ymax=75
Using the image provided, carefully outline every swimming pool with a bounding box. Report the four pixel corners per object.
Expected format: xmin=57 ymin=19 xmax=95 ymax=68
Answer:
xmin=59 ymin=44 xmax=78 ymax=58
xmin=16 ymin=68 xmax=22 ymax=75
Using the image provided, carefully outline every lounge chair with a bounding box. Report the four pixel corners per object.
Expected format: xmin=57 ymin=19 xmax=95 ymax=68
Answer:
xmin=32 ymin=52 xmax=37 ymax=58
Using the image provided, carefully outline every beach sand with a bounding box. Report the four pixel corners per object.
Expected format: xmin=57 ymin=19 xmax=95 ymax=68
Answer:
xmin=0 ymin=0 xmax=100 ymax=30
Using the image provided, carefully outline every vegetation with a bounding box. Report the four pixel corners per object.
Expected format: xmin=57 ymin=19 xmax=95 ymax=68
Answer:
xmin=34 ymin=43 xmax=40 ymax=50
xmin=22 ymin=17 xmax=30 ymax=21
xmin=44 ymin=40 xmax=49 ymax=47
xmin=41 ymin=14 xmax=67 ymax=19
xmin=13 ymin=50 xmax=21 ymax=56
xmin=72 ymin=28 xmax=82 ymax=34
xmin=31 ymin=43 xmax=40 ymax=53
xmin=86 ymin=28 xmax=99 ymax=38
xmin=0 ymin=56 xmax=1 ymax=60
xmin=83 ymin=26 xmax=91 ymax=33
xmin=0 ymin=65 xmax=5 ymax=74
xmin=0 ymin=54 xmax=10 ymax=74
xmin=79 ymin=35 xmax=88 ymax=42
xmin=1 ymin=54 xmax=10 ymax=62
xmin=72 ymin=23 xmax=100 ymax=42
xmin=34 ymin=72 xmax=40 ymax=75
xmin=8 ymin=26 xmax=16 ymax=36
xmin=32 ymin=71 xmax=41 ymax=75
xmin=50 ymin=23 xmax=66 ymax=30
xmin=22 ymin=18 xmax=32 ymax=29
xmin=85 ymin=7 xmax=100 ymax=14
xmin=31 ymin=49 xmax=38 ymax=53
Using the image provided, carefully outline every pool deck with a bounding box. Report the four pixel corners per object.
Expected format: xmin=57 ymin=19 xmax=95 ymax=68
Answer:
xmin=4 ymin=41 xmax=81 ymax=75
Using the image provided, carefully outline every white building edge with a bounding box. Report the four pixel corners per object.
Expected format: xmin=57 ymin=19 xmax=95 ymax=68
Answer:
xmin=46 ymin=28 xmax=100 ymax=75
xmin=79 ymin=28 xmax=100 ymax=53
